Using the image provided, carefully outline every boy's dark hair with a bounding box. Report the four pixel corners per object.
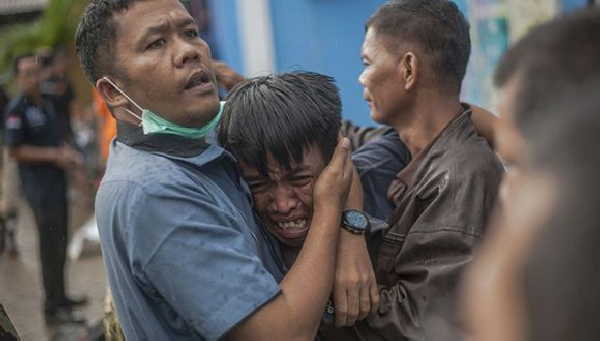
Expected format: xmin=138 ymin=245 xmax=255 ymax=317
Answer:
xmin=366 ymin=0 xmax=471 ymax=93
xmin=13 ymin=53 xmax=36 ymax=76
xmin=75 ymin=0 xmax=143 ymax=84
xmin=494 ymin=8 xmax=600 ymax=136
xmin=218 ymin=71 xmax=342 ymax=176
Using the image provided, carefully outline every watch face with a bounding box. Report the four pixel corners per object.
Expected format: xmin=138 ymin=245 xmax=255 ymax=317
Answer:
xmin=346 ymin=210 xmax=368 ymax=229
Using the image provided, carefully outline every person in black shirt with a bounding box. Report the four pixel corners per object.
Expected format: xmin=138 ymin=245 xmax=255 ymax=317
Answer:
xmin=40 ymin=47 xmax=75 ymax=145
xmin=0 ymin=85 xmax=8 ymax=131
xmin=4 ymin=54 xmax=86 ymax=325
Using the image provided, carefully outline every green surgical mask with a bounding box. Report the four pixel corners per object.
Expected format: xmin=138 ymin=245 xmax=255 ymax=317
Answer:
xmin=103 ymin=77 xmax=223 ymax=139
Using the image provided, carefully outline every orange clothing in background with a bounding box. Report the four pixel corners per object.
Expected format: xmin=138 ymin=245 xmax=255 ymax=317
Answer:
xmin=93 ymin=89 xmax=116 ymax=162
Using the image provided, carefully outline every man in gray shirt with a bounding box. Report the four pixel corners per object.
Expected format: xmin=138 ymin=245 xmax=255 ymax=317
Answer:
xmin=77 ymin=0 xmax=355 ymax=339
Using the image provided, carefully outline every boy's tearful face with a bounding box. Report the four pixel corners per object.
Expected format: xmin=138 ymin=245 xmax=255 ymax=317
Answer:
xmin=240 ymin=146 xmax=326 ymax=247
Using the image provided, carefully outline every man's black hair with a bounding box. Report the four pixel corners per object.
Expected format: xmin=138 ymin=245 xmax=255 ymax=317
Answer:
xmin=366 ymin=0 xmax=471 ymax=93
xmin=494 ymin=8 xmax=600 ymax=136
xmin=13 ymin=53 xmax=36 ymax=76
xmin=75 ymin=0 xmax=144 ymax=84
xmin=218 ymin=71 xmax=342 ymax=176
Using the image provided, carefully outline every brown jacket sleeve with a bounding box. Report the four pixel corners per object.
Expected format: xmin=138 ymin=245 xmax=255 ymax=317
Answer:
xmin=353 ymin=136 xmax=504 ymax=341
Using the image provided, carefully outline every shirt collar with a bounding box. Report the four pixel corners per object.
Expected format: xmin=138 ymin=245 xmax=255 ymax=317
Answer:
xmin=116 ymin=120 xmax=235 ymax=167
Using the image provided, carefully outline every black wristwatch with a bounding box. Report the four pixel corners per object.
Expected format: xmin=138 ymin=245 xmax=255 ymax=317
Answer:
xmin=341 ymin=209 xmax=370 ymax=235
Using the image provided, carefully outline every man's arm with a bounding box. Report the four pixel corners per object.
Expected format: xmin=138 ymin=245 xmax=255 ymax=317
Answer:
xmin=9 ymin=145 xmax=82 ymax=169
xmin=470 ymin=105 xmax=498 ymax=149
xmin=329 ymin=133 xmax=411 ymax=329
xmin=9 ymin=145 xmax=60 ymax=164
xmin=331 ymin=167 xmax=380 ymax=328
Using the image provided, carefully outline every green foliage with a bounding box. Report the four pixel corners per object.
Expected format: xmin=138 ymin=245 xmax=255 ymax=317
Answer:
xmin=0 ymin=0 xmax=86 ymax=76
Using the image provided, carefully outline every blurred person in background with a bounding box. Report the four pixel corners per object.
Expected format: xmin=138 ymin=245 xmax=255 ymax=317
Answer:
xmin=464 ymin=92 xmax=600 ymax=341
xmin=0 ymin=82 xmax=20 ymax=257
xmin=40 ymin=48 xmax=96 ymax=207
xmin=39 ymin=47 xmax=76 ymax=146
xmin=3 ymin=53 xmax=87 ymax=325
xmin=463 ymin=7 xmax=600 ymax=341
xmin=0 ymin=84 xmax=9 ymax=135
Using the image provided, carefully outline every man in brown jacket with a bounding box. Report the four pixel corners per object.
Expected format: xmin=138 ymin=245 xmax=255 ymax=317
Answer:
xmin=353 ymin=1 xmax=504 ymax=339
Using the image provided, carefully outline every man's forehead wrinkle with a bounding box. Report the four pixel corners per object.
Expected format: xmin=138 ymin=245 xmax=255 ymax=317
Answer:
xmin=116 ymin=2 xmax=193 ymax=39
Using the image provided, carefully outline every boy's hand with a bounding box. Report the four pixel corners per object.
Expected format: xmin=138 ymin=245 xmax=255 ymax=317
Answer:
xmin=313 ymin=137 xmax=353 ymax=210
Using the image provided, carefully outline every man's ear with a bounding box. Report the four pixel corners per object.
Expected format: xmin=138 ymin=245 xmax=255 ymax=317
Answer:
xmin=96 ymin=77 xmax=129 ymax=108
xmin=399 ymin=52 xmax=418 ymax=91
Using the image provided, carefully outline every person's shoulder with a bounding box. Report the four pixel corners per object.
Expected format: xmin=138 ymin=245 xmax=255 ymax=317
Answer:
xmin=439 ymin=137 xmax=504 ymax=190
xmin=104 ymin=146 xmax=195 ymax=188
xmin=353 ymin=129 xmax=410 ymax=168
xmin=103 ymin=145 xmax=230 ymax=211
xmin=432 ymin=117 xmax=503 ymax=182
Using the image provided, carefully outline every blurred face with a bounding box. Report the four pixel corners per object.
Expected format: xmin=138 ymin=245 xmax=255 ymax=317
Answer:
xmin=240 ymin=146 xmax=326 ymax=248
xmin=108 ymin=0 xmax=219 ymax=127
xmin=359 ymin=27 xmax=405 ymax=125
xmin=53 ymin=53 xmax=68 ymax=76
xmin=496 ymin=73 xmax=529 ymax=205
xmin=462 ymin=171 xmax=557 ymax=341
xmin=463 ymin=71 xmax=558 ymax=341
xmin=16 ymin=56 xmax=41 ymax=96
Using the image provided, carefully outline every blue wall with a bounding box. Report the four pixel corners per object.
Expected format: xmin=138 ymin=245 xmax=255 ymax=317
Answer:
xmin=268 ymin=0 xmax=385 ymax=126
xmin=208 ymin=1 xmax=244 ymax=75
xmin=208 ymin=0 xmax=592 ymax=126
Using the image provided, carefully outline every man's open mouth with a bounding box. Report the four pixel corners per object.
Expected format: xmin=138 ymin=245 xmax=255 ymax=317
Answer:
xmin=185 ymin=70 xmax=212 ymax=90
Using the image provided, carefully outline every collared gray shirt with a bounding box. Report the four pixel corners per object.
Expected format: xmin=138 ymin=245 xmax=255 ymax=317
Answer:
xmin=96 ymin=124 xmax=285 ymax=341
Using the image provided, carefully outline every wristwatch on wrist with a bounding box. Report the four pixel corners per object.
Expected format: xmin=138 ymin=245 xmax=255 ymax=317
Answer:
xmin=341 ymin=209 xmax=370 ymax=235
